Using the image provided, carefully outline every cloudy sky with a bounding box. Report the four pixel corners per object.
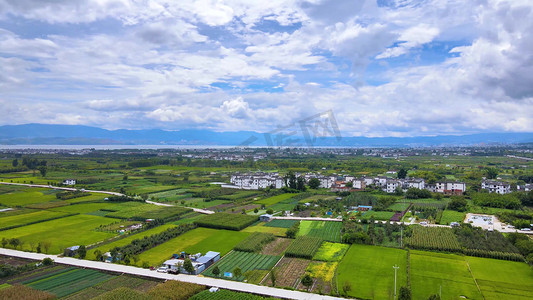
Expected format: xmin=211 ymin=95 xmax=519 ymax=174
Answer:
xmin=0 ymin=0 xmax=532 ymax=137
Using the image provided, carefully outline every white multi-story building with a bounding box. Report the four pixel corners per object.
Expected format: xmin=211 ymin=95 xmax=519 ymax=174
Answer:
xmin=352 ymin=179 xmax=366 ymax=190
xmin=385 ymin=179 xmax=401 ymax=193
xmin=481 ymin=180 xmax=511 ymax=194
xmin=229 ymin=172 xmax=285 ymax=190
xmin=518 ymin=183 xmax=532 ymax=192
xmin=432 ymin=181 xmax=466 ymax=195
xmin=406 ymin=178 xmax=425 ymax=190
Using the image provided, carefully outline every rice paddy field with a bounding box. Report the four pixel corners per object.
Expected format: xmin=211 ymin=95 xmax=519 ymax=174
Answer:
xmin=337 ymin=244 xmax=408 ymax=299
xmin=87 ymin=224 xmax=177 ymax=259
xmin=466 ymin=256 xmax=533 ymax=300
xmin=410 ymin=250 xmax=482 ymax=300
xmin=0 ymin=210 xmax=71 ymax=230
xmin=297 ymin=221 xmax=342 ymax=242
xmin=0 ymin=188 xmax=58 ymax=206
xmin=0 ymin=214 xmax=117 ymax=253
xmin=135 ymin=227 xmax=250 ymax=266
xmin=254 ymin=193 xmax=294 ymax=206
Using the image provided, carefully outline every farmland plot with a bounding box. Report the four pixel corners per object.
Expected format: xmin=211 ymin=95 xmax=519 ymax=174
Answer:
xmin=410 ymin=250 xmax=482 ymax=300
xmin=25 ymin=268 xmax=114 ymax=298
xmin=0 ymin=210 xmax=71 ymax=230
xmin=203 ymin=251 xmax=281 ymax=281
xmin=262 ymin=257 xmax=309 ymax=288
xmin=313 ymin=242 xmax=349 ymax=262
xmin=285 ymin=236 xmax=323 ymax=259
xmin=264 ymin=219 xmax=298 ymax=228
xmin=467 ymin=256 xmax=533 ymax=300
xmin=297 ymin=221 xmax=342 ymax=242
xmin=406 ymin=226 xmax=461 ymax=252
xmin=337 ymin=244 xmax=407 ymax=299
xmin=195 ymin=213 xmax=257 ymax=231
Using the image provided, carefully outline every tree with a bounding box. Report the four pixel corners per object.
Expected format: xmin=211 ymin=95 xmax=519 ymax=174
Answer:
xmin=233 ymin=267 xmax=242 ymax=279
xmin=447 ymin=197 xmax=467 ymax=212
xmin=345 ymin=181 xmax=353 ymax=188
xmin=398 ymin=286 xmax=411 ymax=300
xmin=296 ymin=176 xmax=306 ymax=191
xmin=123 ymin=174 xmax=128 ymax=181
xmin=77 ymin=245 xmax=87 ymax=259
xmin=266 ymin=208 xmax=274 ymax=214
xmin=428 ymin=294 xmax=441 ymax=300
xmin=309 ymin=178 xmax=320 ymax=189
xmin=42 ymin=258 xmax=54 ymax=266
xmin=270 ymin=269 xmax=276 ymax=287
xmin=342 ymin=280 xmax=352 ymax=295
xmin=38 ymin=166 xmax=47 ymax=177
xmin=212 ymin=266 xmax=220 ymax=277
xmin=397 ymin=168 xmax=408 ymax=179
xmin=183 ymin=258 xmax=195 ymax=274
xmin=94 ymin=250 xmax=103 ymax=261
xmin=12 ymin=159 xmax=18 ymax=167
xmin=485 ymin=167 xmax=498 ymax=179
xmin=301 ymin=274 xmax=313 ymax=291
xmin=394 ymin=186 xmax=404 ymax=196
xmin=1 ymin=237 xmax=7 ymax=248
xmin=254 ymin=208 xmax=259 ymax=213
xmin=29 ymin=241 xmax=36 ymax=252
xmin=9 ymin=238 xmax=19 ymax=249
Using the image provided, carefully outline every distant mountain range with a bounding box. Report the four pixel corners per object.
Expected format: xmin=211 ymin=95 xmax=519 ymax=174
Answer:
xmin=0 ymin=124 xmax=532 ymax=147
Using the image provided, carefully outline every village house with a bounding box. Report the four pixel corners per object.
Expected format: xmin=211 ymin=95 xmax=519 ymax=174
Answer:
xmin=481 ymin=179 xmax=511 ymax=194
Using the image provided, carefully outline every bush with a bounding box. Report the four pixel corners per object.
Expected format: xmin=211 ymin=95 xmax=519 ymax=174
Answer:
xmin=42 ymin=258 xmax=54 ymax=266
xmin=447 ymin=197 xmax=467 ymax=212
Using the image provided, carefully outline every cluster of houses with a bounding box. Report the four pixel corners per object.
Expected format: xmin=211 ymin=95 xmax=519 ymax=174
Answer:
xmin=224 ymin=172 xmax=285 ymax=190
xmin=225 ymin=172 xmax=531 ymax=195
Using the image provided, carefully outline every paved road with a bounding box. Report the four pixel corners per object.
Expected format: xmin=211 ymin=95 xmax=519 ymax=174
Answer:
xmin=0 ymin=248 xmax=344 ymax=300
xmin=145 ymin=200 xmax=215 ymax=215
xmin=0 ymin=181 xmax=125 ymax=196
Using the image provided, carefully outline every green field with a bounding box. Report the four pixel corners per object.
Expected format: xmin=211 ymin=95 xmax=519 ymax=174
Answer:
xmin=87 ymin=224 xmax=177 ymax=259
xmin=0 ymin=189 xmax=57 ymax=206
xmin=337 ymin=244 xmax=408 ymax=299
xmin=313 ymin=242 xmax=349 ymax=262
xmin=297 ymin=221 xmax=342 ymax=242
xmin=0 ymin=210 xmax=70 ymax=230
xmin=439 ymin=210 xmax=466 ymax=225
xmin=254 ymin=193 xmax=294 ymax=206
xmin=25 ymin=268 xmax=114 ymax=298
xmin=410 ymin=250 xmax=482 ymax=300
xmin=466 ymin=256 xmax=533 ymax=300
xmin=136 ymin=227 xmax=250 ymax=266
xmin=360 ymin=210 xmax=396 ymax=221
xmin=50 ymin=202 xmax=115 ymax=214
xmin=242 ymin=223 xmax=287 ymax=236
xmin=0 ymin=214 xmax=117 ymax=253
xmin=387 ymin=203 xmax=411 ymax=212
xmin=203 ymin=251 xmax=281 ymax=281
xmin=264 ymin=219 xmax=298 ymax=228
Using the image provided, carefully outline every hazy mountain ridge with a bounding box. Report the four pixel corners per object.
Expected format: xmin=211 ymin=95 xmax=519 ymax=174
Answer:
xmin=0 ymin=124 xmax=532 ymax=147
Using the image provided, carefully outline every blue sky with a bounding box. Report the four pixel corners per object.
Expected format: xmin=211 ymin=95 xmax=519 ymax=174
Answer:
xmin=0 ymin=0 xmax=532 ymax=137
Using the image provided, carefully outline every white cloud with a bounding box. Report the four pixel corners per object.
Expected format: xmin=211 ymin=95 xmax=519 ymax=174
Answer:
xmin=0 ymin=0 xmax=531 ymax=137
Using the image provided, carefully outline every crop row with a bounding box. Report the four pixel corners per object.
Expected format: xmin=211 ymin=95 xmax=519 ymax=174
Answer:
xmin=406 ymin=226 xmax=461 ymax=252
xmin=285 ymin=236 xmax=323 ymax=259
xmin=204 ymin=251 xmax=280 ymax=281
xmin=299 ymin=221 xmax=342 ymax=243
xmin=26 ymin=269 xmax=114 ymax=298
xmin=234 ymin=232 xmax=275 ymax=252
xmin=195 ymin=213 xmax=258 ymax=231
xmin=190 ymin=289 xmax=277 ymax=300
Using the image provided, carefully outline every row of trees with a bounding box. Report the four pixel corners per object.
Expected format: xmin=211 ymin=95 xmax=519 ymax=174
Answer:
xmin=0 ymin=238 xmax=52 ymax=253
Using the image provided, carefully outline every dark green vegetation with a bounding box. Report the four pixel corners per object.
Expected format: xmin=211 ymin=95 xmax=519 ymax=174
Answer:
xmin=195 ymin=213 xmax=258 ymax=231
xmin=203 ymin=251 xmax=280 ymax=281
xmin=234 ymin=232 xmax=275 ymax=252
xmin=285 ymin=236 xmax=323 ymax=259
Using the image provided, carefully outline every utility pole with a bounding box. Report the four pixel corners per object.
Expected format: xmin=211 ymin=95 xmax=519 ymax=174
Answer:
xmin=393 ymin=264 xmax=399 ymax=300
xmin=440 ymin=285 xmax=442 ymax=299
